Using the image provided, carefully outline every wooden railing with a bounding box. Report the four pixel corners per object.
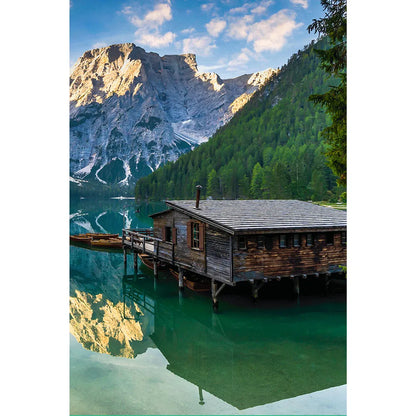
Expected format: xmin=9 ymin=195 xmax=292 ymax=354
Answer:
xmin=122 ymin=228 xmax=163 ymax=256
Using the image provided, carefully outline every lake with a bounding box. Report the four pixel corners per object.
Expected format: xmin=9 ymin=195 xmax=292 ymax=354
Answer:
xmin=70 ymin=198 xmax=346 ymax=415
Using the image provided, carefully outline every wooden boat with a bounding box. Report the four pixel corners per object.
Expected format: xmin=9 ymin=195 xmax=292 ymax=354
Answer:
xmin=70 ymin=234 xmax=92 ymax=243
xmin=70 ymin=233 xmax=122 ymax=249
xmin=138 ymin=253 xmax=167 ymax=270
xmin=85 ymin=233 xmax=119 ymax=240
xmin=169 ymin=268 xmax=210 ymax=292
xmin=90 ymin=237 xmax=122 ymax=249
xmin=138 ymin=253 xmax=154 ymax=269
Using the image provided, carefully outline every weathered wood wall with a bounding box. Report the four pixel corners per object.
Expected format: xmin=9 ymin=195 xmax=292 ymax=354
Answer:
xmin=233 ymin=232 xmax=346 ymax=281
xmin=153 ymin=211 xmax=232 ymax=282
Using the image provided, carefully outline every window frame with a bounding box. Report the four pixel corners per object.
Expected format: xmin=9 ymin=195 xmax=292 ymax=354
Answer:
xmin=164 ymin=226 xmax=172 ymax=243
xmin=279 ymin=234 xmax=287 ymax=248
xmin=306 ymin=233 xmax=314 ymax=247
xmin=292 ymin=233 xmax=300 ymax=248
xmin=192 ymin=222 xmax=200 ymax=249
xmin=238 ymin=236 xmax=247 ymax=250
xmin=326 ymin=232 xmax=334 ymax=246
xmin=187 ymin=221 xmax=205 ymax=251
xmin=257 ymin=235 xmax=265 ymax=249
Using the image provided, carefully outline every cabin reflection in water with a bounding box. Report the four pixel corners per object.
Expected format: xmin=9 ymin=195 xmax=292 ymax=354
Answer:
xmin=122 ymin=274 xmax=346 ymax=410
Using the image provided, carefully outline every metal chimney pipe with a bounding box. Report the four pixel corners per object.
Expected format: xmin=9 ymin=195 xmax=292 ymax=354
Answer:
xmin=195 ymin=185 xmax=202 ymax=209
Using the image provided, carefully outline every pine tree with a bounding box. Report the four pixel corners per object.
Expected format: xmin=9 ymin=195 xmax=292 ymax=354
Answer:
xmin=308 ymin=0 xmax=346 ymax=186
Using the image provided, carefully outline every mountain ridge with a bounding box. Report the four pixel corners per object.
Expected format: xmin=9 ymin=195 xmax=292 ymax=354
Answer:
xmin=70 ymin=43 xmax=277 ymax=194
xmin=135 ymin=38 xmax=345 ymax=202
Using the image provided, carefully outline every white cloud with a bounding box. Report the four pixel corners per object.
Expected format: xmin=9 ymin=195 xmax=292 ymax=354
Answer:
xmin=199 ymin=63 xmax=227 ymax=72
xmin=228 ymin=50 xmax=250 ymax=67
xmin=181 ymin=27 xmax=195 ymax=35
xmin=206 ymin=18 xmax=227 ymax=37
xmin=290 ymin=0 xmax=308 ymax=9
xmin=201 ymin=3 xmax=215 ymax=13
xmin=182 ymin=36 xmax=216 ymax=57
xmin=251 ymin=0 xmax=274 ymax=15
xmin=227 ymin=14 xmax=255 ymax=40
xmin=129 ymin=3 xmax=172 ymax=31
xmin=227 ymin=9 xmax=301 ymax=53
xmin=122 ymin=2 xmax=175 ymax=49
xmin=229 ymin=4 xmax=252 ymax=15
xmin=142 ymin=3 xmax=173 ymax=27
xmin=136 ymin=32 xmax=176 ymax=48
xmin=92 ymin=42 xmax=108 ymax=49
xmin=247 ymin=10 xmax=302 ymax=52
xmin=227 ymin=47 xmax=258 ymax=70
xmin=229 ymin=1 xmax=273 ymax=15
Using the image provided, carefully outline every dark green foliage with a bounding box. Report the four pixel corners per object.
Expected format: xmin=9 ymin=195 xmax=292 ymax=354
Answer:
xmin=308 ymin=0 xmax=347 ymax=186
xmin=98 ymin=159 xmax=125 ymax=183
xmin=135 ymin=38 xmax=345 ymax=202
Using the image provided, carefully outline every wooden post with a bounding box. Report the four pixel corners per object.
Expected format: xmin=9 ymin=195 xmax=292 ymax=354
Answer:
xmin=251 ymin=281 xmax=259 ymax=302
xmin=153 ymin=259 xmax=158 ymax=278
xmin=123 ymin=249 xmax=127 ymax=267
xmin=133 ymin=252 xmax=138 ymax=272
xmin=178 ymin=268 xmax=184 ymax=291
xmin=198 ymin=386 xmax=205 ymax=405
xmin=212 ymin=279 xmax=219 ymax=312
xmin=293 ymin=275 xmax=300 ymax=298
xmin=324 ymin=273 xmax=330 ymax=296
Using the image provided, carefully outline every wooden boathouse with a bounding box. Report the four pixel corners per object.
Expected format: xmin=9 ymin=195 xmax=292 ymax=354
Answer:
xmin=122 ymin=193 xmax=346 ymax=309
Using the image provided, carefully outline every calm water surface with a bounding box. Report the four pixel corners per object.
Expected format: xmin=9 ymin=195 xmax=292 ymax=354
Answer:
xmin=70 ymin=198 xmax=346 ymax=415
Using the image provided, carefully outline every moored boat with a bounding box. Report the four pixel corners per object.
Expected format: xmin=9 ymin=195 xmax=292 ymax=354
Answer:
xmin=70 ymin=234 xmax=92 ymax=243
xmin=90 ymin=237 xmax=123 ymax=248
xmin=70 ymin=233 xmax=122 ymax=249
xmin=169 ymin=268 xmax=210 ymax=292
xmin=85 ymin=233 xmax=119 ymax=240
xmin=138 ymin=253 xmax=167 ymax=270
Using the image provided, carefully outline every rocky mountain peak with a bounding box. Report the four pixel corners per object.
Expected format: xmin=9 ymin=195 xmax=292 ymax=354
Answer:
xmin=70 ymin=43 xmax=277 ymax=192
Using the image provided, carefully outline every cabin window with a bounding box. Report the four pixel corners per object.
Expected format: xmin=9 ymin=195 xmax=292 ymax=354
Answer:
xmin=293 ymin=234 xmax=300 ymax=247
xmin=279 ymin=234 xmax=287 ymax=248
xmin=326 ymin=232 xmax=334 ymax=246
xmin=238 ymin=236 xmax=247 ymax=250
xmin=165 ymin=226 xmax=172 ymax=242
xmin=265 ymin=235 xmax=274 ymax=250
xmin=192 ymin=222 xmax=200 ymax=248
xmin=341 ymin=231 xmax=347 ymax=245
xmin=257 ymin=235 xmax=265 ymax=249
xmin=306 ymin=233 xmax=314 ymax=246
xmin=187 ymin=221 xmax=204 ymax=250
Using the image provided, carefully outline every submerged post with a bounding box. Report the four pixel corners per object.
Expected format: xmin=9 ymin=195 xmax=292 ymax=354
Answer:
xmin=293 ymin=275 xmax=300 ymax=298
xmin=133 ymin=252 xmax=138 ymax=272
xmin=212 ymin=279 xmax=219 ymax=312
xmin=178 ymin=268 xmax=184 ymax=291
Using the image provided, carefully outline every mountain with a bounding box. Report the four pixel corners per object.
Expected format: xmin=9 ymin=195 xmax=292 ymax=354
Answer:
xmin=135 ymin=38 xmax=345 ymax=202
xmin=70 ymin=43 xmax=277 ymax=194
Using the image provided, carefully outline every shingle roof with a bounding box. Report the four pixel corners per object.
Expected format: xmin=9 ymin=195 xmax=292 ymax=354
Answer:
xmin=164 ymin=199 xmax=346 ymax=233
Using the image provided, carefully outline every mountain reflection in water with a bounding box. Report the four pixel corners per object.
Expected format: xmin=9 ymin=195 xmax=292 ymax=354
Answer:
xmin=70 ymin=199 xmax=346 ymax=413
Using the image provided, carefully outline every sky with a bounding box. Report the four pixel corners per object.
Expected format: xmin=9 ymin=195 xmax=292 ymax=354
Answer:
xmin=70 ymin=0 xmax=324 ymax=78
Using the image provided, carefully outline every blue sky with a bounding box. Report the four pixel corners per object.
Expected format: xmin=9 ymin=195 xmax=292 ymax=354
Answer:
xmin=70 ymin=0 xmax=324 ymax=78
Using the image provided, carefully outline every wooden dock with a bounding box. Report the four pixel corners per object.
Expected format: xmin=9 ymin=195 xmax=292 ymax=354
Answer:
xmin=122 ymin=198 xmax=346 ymax=311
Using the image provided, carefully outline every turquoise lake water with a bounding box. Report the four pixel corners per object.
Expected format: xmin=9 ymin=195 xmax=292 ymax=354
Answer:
xmin=70 ymin=198 xmax=346 ymax=415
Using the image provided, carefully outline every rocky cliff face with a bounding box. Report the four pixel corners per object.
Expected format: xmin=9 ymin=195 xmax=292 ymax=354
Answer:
xmin=70 ymin=43 xmax=277 ymax=189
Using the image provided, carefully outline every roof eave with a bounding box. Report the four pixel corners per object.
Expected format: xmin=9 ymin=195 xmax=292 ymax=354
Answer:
xmin=165 ymin=201 xmax=235 ymax=235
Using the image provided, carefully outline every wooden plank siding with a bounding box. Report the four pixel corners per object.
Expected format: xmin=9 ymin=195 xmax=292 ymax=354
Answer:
xmin=152 ymin=210 xmax=233 ymax=283
xmin=233 ymin=231 xmax=346 ymax=281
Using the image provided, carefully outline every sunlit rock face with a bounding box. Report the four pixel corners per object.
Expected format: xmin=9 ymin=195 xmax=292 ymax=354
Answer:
xmin=70 ymin=43 xmax=277 ymax=188
xmin=70 ymin=290 xmax=145 ymax=358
